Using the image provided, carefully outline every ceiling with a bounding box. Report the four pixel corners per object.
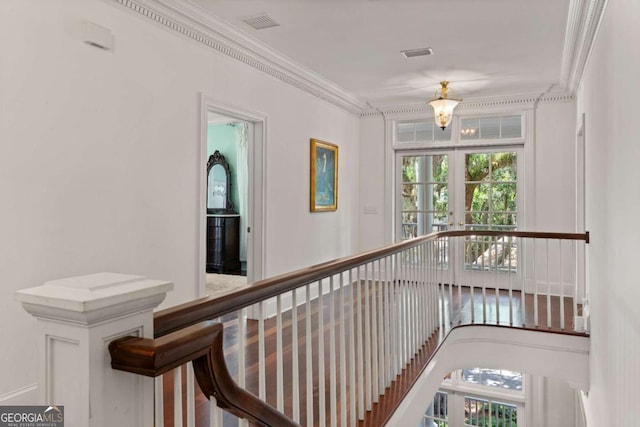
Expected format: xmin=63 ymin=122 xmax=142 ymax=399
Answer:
xmin=188 ymin=0 xmax=572 ymax=107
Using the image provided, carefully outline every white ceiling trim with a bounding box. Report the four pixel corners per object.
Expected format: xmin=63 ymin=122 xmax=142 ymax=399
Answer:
xmin=560 ymin=0 xmax=608 ymax=92
xmin=361 ymin=92 xmax=575 ymax=118
xmin=107 ymin=0 xmax=367 ymax=114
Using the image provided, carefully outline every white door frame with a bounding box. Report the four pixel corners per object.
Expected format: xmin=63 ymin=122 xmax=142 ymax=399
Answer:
xmin=199 ymin=95 xmax=268 ymax=296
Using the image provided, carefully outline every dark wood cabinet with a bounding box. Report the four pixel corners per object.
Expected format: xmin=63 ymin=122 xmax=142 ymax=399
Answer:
xmin=206 ymin=214 xmax=240 ymax=274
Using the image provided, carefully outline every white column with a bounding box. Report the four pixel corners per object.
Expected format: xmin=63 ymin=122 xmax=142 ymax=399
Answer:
xmin=15 ymin=272 xmax=173 ymax=427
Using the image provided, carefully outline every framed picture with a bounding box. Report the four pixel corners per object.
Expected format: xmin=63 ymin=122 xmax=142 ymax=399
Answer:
xmin=310 ymin=138 xmax=338 ymax=212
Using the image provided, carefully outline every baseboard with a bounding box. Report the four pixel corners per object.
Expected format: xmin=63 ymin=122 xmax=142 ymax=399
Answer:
xmin=0 ymin=383 xmax=39 ymax=404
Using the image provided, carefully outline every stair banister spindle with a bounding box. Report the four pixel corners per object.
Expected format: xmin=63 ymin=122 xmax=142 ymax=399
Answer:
xmin=520 ymin=237 xmax=526 ymax=326
xmin=276 ymin=294 xmax=284 ymax=412
xmin=318 ymin=279 xmax=326 ymax=426
xmin=348 ymin=268 xmax=357 ymax=427
xmin=377 ymin=258 xmax=385 ymax=394
xmin=482 ymin=236 xmax=487 ymax=324
xmin=305 ymin=284 xmax=313 ymax=427
xmin=546 ymin=239 xmax=552 ymax=328
xmin=508 ymin=236 xmax=513 ymax=326
xmin=155 ymin=377 xmax=164 ymax=427
xmin=356 ymin=265 xmax=364 ymax=419
xmin=371 ymin=261 xmax=379 ymax=401
xmin=187 ymin=362 xmax=195 ymax=427
xmin=339 ymin=272 xmax=347 ymax=427
xmin=329 ymin=275 xmax=337 ymax=427
xmin=258 ymin=301 xmax=266 ymax=400
xmin=470 ymin=236 xmax=476 ymax=324
xmin=174 ymin=367 xmax=183 ymax=427
xmin=291 ymin=290 xmax=300 ymax=422
xmin=495 ymin=235 xmax=500 ymax=325
xmin=559 ymin=239 xmax=565 ymax=330
xmin=573 ymin=240 xmax=578 ymax=332
xmin=534 ymin=238 xmax=539 ymax=326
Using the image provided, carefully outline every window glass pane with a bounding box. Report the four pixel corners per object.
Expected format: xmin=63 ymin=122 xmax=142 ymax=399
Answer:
xmin=491 ymin=183 xmax=517 ymax=212
xmin=402 ymin=157 xmax=421 ymax=183
xmin=491 ymin=152 xmax=517 ymax=181
xmin=462 ymin=368 xmax=523 ymax=391
xmin=434 ymin=124 xmax=452 ymax=141
xmin=480 ymin=117 xmax=500 ymax=139
xmin=460 ymin=118 xmax=479 ymax=140
xmin=397 ymin=123 xmax=415 ymax=142
xmin=415 ymin=122 xmax=433 ymax=141
xmin=423 ymin=391 xmax=448 ymax=426
xmin=501 ymin=115 xmax=522 ymax=138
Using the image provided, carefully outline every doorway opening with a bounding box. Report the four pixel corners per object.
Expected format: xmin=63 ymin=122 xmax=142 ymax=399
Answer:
xmin=200 ymin=97 xmax=266 ymax=298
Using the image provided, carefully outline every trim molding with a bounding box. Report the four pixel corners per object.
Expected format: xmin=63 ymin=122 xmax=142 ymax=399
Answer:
xmin=560 ymin=0 xmax=609 ymax=92
xmin=361 ymin=92 xmax=576 ymax=118
xmin=107 ymin=0 xmax=366 ymax=114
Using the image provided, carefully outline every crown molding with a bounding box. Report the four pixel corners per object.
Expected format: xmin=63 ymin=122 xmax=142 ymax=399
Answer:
xmin=107 ymin=0 xmax=367 ymax=114
xmin=361 ymin=92 xmax=576 ymax=118
xmin=560 ymin=0 xmax=608 ymax=92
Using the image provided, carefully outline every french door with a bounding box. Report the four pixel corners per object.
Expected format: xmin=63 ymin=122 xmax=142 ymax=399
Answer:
xmin=397 ymin=146 xmax=523 ymax=287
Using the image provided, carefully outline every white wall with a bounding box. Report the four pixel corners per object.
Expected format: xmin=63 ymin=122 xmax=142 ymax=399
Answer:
xmin=0 ymin=0 xmax=359 ymax=402
xmin=358 ymin=115 xmax=387 ymax=251
xmin=534 ymin=101 xmax=577 ymax=231
xmin=577 ymin=1 xmax=640 ymax=425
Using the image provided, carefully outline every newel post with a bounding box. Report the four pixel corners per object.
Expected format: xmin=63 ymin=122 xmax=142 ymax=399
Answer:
xmin=15 ymin=273 xmax=173 ymax=427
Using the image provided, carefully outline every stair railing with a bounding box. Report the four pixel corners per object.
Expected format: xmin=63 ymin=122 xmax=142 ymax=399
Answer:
xmin=108 ymin=230 xmax=589 ymax=427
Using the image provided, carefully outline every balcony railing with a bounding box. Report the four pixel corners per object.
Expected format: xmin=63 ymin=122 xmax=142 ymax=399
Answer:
xmin=107 ymin=230 xmax=589 ymax=427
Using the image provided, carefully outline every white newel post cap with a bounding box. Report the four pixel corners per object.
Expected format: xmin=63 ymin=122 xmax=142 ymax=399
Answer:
xmin=15 ymin=272 xmax=174 ymax=427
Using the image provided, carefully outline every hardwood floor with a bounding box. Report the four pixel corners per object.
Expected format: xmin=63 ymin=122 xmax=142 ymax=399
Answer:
xmin=160 ymin=283 xmax=587 ymax=427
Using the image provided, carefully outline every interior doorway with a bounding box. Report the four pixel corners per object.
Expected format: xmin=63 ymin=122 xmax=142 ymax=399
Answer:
xmin=200 ymin=97 xmax=266 ymax=297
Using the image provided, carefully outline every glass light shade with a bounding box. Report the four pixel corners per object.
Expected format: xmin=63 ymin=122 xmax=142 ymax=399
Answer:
xmin=429 ymin=98 xmax=461 ymax=130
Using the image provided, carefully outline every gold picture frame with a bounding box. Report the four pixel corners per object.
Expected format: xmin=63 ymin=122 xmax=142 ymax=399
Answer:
xmin=310 ymin=139 xmax=338 ymax=212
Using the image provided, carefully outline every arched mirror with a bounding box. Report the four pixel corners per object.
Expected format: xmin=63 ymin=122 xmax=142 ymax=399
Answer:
xmin=207 ymin=150 xmax=235 ymax=213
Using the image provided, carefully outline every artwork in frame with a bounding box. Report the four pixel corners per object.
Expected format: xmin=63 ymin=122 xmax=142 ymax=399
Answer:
xmin=310 ymin=138 xmax=338 ymax=212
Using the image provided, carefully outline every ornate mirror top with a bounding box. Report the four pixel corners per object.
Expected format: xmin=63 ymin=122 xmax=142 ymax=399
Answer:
xmin=207 ymin=150 xmax=235 ymax=214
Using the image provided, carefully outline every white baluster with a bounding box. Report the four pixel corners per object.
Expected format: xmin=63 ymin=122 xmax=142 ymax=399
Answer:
xmin=329 ymin=276 xmax=337 ymax=427
xmin=209 ymin=397 xmax=223 ymax=427
xmin=546 ymin=239 xmax=551 ymax=328
xmin=258 ymin=302 xmax=266 ymax=400
xmin=318 ymin=280 xmax=326 ymax=426
xmin=371 ymin=261 xmax=379 ymax=401
xmin=276 ymin=295 xmax=284 ymax=412
xmin=174 ymin=367 xmax=183 ymax=427
xmin=305 ymin=284 xmax=314 ymax=427
xmin=155 ymin=377 xmax=164 ymax=427
xmin=534 ymin=238 xmax=539 ymax=326
xmin=559 ymin=239 xmax=565 ymax=330
xmin=186 ymin=362 xmax=195 ymax=427
xmin=339 ymin=272 xmax=348 ymax=427
xmin=364 ymin=263 xmax=372 ymax=410
xmin=348 ymin=269 xmax=357 ymax=426
xmin=495 ymin=235 xmax=500 ymax=325
xmin=356 ymin=267 xmax=364 ymax=419
xmin=291 ymin=290 xmax=300 ymax=422
xmin=573 ymin=240 xmax=579 ymax=332
xmin=377 ymin=259 xmax=385 ymax=394
xmin=508 ymin=236 xmax=514 ymax=326
xmin=470 ymin=236 xmax=476 ymax=324
xmin=520 ymin=237 xmax=526 ymax=326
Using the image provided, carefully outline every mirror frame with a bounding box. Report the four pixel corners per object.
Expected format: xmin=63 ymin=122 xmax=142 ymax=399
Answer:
xmin=206 ymin=150 xmax=235 ymax=214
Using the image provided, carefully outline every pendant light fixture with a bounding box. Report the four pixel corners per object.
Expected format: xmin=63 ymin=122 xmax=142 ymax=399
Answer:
xmin=428 ymin=81 xmax=462 ymax=130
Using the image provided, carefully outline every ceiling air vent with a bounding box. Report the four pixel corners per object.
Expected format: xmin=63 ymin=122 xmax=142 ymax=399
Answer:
xmin=401 ymin=47 xmax=434 ymax=58
xmin=241 ymin=14 xmax=280 ymax=30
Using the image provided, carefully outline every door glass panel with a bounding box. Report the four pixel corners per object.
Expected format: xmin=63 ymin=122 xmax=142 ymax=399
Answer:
xmin=463 ymin=152 xmax=518 ymax=272
xmin=400 ymin=154 xmax=449 ymax=240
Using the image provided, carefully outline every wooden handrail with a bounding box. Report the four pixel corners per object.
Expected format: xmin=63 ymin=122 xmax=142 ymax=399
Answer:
xmin=155 ymin=230 xmax=589 ymax=337
xmin=109 ymin=321 xmax=300 ymax=427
